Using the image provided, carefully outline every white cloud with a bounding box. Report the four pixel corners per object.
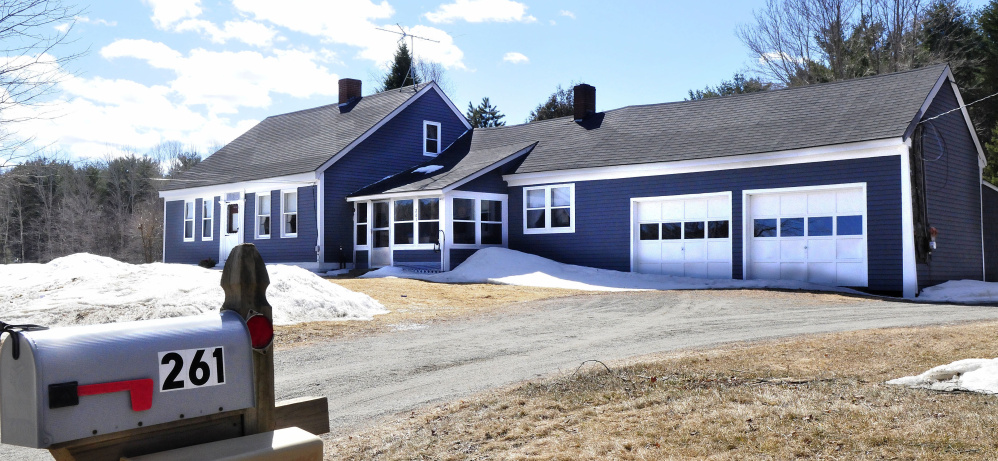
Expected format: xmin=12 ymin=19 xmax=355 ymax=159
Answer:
xmin=175 ymin=19 xmax=278 ymax=47
xmin=234 ymin=0 xmax=466 ymax=69
xmin=55 ymin=16 xmax=117 ymax=34
xmin=102 ymin=39 xmax=338 ymax=113
xmin=144 ymin=0 xmax=202 ymax=29
xmin=502 ymin=52 xmax=528 ymax=64
xmin=559 ymin=10 xmax=575 ymax=19
xmin=425 ymin=0 xmax=536 ymax=23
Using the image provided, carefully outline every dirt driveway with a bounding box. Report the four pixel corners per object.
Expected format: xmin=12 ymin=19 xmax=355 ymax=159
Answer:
xmin=272 ymin=289 xmax=998 ymax=434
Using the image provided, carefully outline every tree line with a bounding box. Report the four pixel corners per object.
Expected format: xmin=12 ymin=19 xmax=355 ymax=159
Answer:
xmin=0 ymin=143 xmax=203 ymax=264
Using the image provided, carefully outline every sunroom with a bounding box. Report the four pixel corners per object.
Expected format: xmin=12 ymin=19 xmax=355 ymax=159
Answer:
xmin=345 ymin=134 xmax=534 ymax=271
xmin=348 ymin=191 xmax=508 ymax=271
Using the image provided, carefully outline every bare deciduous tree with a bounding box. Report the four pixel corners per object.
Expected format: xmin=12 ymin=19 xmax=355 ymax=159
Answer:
xmin=0 ymin=0 xmax=85 ymax=168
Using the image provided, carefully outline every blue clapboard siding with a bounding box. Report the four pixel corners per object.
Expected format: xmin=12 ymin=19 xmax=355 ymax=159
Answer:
xmin=983 ymin=185 xmax=998 ymax=282
xmin=454 ymin=153 xmax=525 ymax=194
xmin=916 ymin=83 xmax=985 ymax=288
xmin=393 ymin=249 xmax=440 ymax=266
xmin=324 ymin=90 xmax=467 ymax=264
xmin=508 ymin=155 xmax=904 ymax=292
xmin=243 ymin=186 xmax=318 ymax=263
xmin=355 ymin=250 xmax=369 ymax=269
xmin=449 ymin=248 xmax=478 ymax=269
xmin=164 ymin=197 xmax=220 ymax=264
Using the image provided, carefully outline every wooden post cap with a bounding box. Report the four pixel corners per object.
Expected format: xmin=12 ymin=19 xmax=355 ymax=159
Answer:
xmin=220 ymin=244 xmax=272 ymax=321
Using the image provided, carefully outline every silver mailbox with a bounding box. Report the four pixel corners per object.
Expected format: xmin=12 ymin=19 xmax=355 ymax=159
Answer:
xmin=0 ymin=310 xmax=255 ymax=448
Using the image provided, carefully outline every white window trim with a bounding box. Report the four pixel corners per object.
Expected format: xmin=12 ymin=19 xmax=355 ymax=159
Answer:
xmin=201 ymin=197 xmax=214 ymax=241
xmin=449 ymin=194 xmax=508 ymax=249
xmin=355 ymin=201 xmax=370 ymax=250
xmin=423 ymin=121 xmax=441 ymax=156
xmin=629 ymin=191 xmax=733 ymax=275
xmin=523 ymin=183 xmax=575 ymax=234
xmin=183 ymin=200 xmax=195 ymax=242
xmin=391 ymin=197 xmax=441 ymax=249
xmin=741 ymin=182 xmax=869 ymax=288
xmin=281 ymin=189 xmax=298 ymax=238
xmin=256 ymin=191 xmax=272 ymax=240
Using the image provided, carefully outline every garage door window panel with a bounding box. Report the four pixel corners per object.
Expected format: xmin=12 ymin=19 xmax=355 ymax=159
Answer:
xmin=708 ymin=220 xmax=728 ymax=238
xmin=837 ymin=215 xmax=863 ymax=235
xmin=633 ymin=193 xmax=732 ymax=279
xmin=639 ymin=223 xmax=659 ymax=240
xmin=808 ymin=217 xmax=833 ymax=236
xmin=780 ymin=218 xmax=805 ymax=237
xmin=662 ymin=222 xmax=682 ymax=239
xmin=754 ymin=219 xmax=777 ymax=237
xmin=684 ymin=222 xmax=705 ymax=239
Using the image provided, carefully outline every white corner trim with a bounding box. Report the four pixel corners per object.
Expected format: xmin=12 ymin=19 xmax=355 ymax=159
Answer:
xmin=899 ymin=146 xmax=918 ymax=298
xmin=158 ymin=172 xmax=318 ymax=200
xmin=503 ymin=138 xmax=906 ymax=187
xmin=427 ymin=82 xmax=473 ymax=131
xmin=317 ymin=173 xmax=325 ymax=264
xmin=947 ymin=75 xmax=988 ymax=168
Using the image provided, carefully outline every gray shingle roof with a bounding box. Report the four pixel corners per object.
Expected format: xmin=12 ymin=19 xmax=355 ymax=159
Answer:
xmin=161 ymin=84 xmax=430 ymax=191
xmin=349 ymin=131 xmax=535 ymax=197
xmin=465 ymin=65 xmax=947 ymax=175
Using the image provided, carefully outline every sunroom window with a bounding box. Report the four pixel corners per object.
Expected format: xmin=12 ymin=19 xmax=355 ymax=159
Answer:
xmin=453 ymin=197 xmax=504 ymax=245
xmin=524 ymin=184 xmax=574 ymax=233
xmin=356 ymin=202 xmax=368 ymax=246
xmin=394 ymin=198 xmax=440 ymax=245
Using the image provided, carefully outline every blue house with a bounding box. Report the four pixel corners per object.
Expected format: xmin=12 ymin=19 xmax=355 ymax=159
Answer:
xmin=161 ymin=65 xmax=991 ymax=297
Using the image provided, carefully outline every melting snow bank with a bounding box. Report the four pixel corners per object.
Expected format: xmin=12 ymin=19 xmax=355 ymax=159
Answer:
xmin=888 ymin=359 xmax=998 ymax=394
xmin=0 ymin=254 xmax=387 ymax=327
xmin=361 ymin=247 xmax=860 ymax=293
xmin=917 ymin=280 xmax=998 ymax=303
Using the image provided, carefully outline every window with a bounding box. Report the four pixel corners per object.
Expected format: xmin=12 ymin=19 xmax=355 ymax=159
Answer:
xmin=707 ymin=220 xmax=729 ymax=239
xmin=418 ymin=198 xmax=440 ymax=244
xmin=780 ymin=218 xmax=805 ymax=237
xmin=453 ymin=198 xmax=475 ymax=244
xmin=524 ymin=184 xmax=574 ymax=233
xmin=662 ymin=222 xmax=682 ymax=239
xmin=754 ymin=219 xmax=777 ymax=237
xmin=257 ymin=193 xmax=271 ymax=239
xmin=837 ymin=215 xmax=863 ymax=235
xmin=393 ymin=198 xmax=440 ymax=245
xmin=808 ymin=217 xmax=833 ymax=236
xmin=423 ymin=121 xmax=441 ymax=156
xmin=183 ymin=201 xmax=195 ymax=242
xmin=356 ymin=202 xmax=368 ymax=246
xmin=481 ymin=200 xmax=502 ymax=245
xmin=282 ymin=190 xmax=298 ymax=237
xmin=453 ymin=197 xmax=504 ymax=245
xmin=201 ymin=198 xmax=214 ymax=240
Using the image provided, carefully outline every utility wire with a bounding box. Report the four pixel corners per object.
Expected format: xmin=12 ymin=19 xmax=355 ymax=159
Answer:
xmin=919 ymin=89 xmax=998 ymax=124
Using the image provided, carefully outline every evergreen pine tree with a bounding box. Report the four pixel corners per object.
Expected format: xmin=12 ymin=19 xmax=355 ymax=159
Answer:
xmin=466 ymin=97 xmax=506 ymax=128
xmin=381 ymin=43 xmax=420 ymax=91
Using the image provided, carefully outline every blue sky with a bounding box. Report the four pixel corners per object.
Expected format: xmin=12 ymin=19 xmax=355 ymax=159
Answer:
xmin=17 ymin=0 xmax=994 ymax=159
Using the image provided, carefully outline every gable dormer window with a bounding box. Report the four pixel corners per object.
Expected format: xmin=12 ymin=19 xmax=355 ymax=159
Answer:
xmin=423 ymin=121 xmax=441 ymax=156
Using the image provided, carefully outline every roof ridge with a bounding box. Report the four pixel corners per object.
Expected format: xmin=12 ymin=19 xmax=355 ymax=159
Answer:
xmin=264 ymin=82 xmax=429 ymax=119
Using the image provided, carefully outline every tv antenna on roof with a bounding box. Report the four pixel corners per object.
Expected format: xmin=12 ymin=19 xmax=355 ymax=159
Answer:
xmin=375 ymin=23 xmax=439 ymax=92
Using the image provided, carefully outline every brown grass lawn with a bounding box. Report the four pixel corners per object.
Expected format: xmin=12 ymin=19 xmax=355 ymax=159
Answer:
xmin=327 ymin=321 xmax=998 ymax=460
xmin=274 ymin=278 xmax=590 ymax=348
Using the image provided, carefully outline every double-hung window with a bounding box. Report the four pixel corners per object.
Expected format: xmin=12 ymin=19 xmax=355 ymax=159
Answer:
xmin=453 ymin=198 xmax=504 ymax=245
xmin=201 ymin=198 xmax=213 ymax=240
xmin=524 ymin=184 xmax=574 ymax=233
xmin=183 ymin=200 xmax=195 ymax=242
xmin=393 ymin=198 xmax=440 ymax=245
xmin=257 ymin=192 xmax=271 ymax=239
xmin=423 ymin=121 xmax=441 ymax=156
xmin=282 ymin=190 xmax=297 ymax=237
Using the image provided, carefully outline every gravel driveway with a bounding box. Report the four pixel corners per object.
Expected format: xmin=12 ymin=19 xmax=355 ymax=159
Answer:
xmin=272 ymin=289 xmax=998 ymax=433
xmin=5 ymin=289 xmax=998 ymax=459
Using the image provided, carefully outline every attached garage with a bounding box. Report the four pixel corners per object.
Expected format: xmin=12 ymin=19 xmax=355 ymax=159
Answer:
xmin=632 ymin=192 xmax=732 ymax=279
xmin=744 ymin=184 xmax=868 ymax=287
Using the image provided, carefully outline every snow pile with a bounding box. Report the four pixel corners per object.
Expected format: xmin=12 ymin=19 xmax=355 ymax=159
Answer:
xmin=0 ymin=254 xmax=386 ymax=327
xmin=917 ymin=280 xmax=998 ymax=303
xmin=887 ymin=358 xmax=998 ymax=394
xmin=361 ymin=247 xmax=858 ymax=293
xmin=413 ymin=165 xmax=444 ymax=174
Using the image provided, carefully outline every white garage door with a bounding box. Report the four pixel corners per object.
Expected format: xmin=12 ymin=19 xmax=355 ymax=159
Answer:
xmin=747 ymin=185 xmax=867 ymax=287
xmin=634 ymin=193 xmax=732 ymax=279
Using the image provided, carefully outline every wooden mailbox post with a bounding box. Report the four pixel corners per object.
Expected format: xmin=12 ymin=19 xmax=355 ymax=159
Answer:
xmin=45 ymin=244 xmax=328 ymax=461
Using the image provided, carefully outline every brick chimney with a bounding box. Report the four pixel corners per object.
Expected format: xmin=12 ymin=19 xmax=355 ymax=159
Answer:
xmin=573 ymin=83 xmax=595 ymax=121
xmin=338 ymin=78 xmax=362 ymax=104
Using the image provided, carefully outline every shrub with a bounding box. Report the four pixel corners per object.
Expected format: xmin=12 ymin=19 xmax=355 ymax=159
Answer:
xmin=198 ymin=257 xmax=217 ymax=268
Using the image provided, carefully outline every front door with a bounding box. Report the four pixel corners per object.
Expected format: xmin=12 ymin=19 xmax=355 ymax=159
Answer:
xmin=220 ymin=194 xmax=242 ymax=263
xmin=370 ymin=200 xmax=391 ymax=267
